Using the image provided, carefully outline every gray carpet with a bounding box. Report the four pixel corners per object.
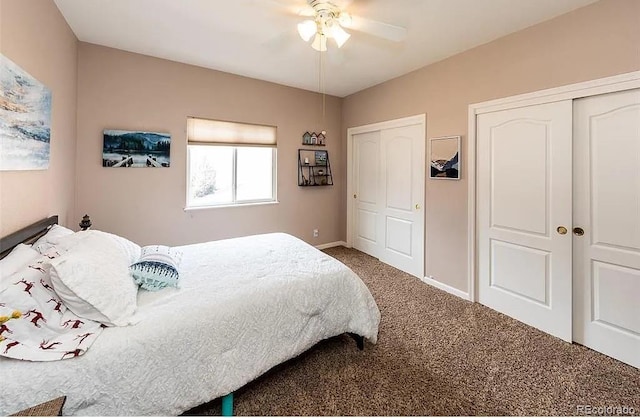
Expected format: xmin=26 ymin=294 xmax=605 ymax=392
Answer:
xmin=185 ymin=247 xmax=640 ymax=416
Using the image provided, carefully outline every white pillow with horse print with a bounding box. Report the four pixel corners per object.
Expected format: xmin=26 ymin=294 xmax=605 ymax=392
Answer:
xmin=0 ymin=261 xmax=103 ymax=361
xmin=0 ymin=244 xmax=40 ymax=286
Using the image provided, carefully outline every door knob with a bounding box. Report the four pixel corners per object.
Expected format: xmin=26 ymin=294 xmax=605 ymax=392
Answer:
xmin=415 ymin=204 xmax=421 ymax=210
xmin=556 ymin=226 xmax=568 ymax=235
xmin=573 ymin=227 xmax=585 ymax=236
xmin=353 ymin=194 xmax=357 ymax=199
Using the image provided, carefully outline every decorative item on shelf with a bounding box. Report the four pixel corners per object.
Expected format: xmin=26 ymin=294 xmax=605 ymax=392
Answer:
xmin=315 ymin=150 xmax=327 ymax=166
xmin=298 ymin=149 xmax=333 ymax=187
xmin=301 ymin=131 xmax=327 ymax=146
xmin=79 ymin=214 xmax=92 ymax=231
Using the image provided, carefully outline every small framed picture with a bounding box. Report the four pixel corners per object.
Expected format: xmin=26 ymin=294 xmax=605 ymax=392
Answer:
xmin=315 ymin=150 xmax=327 ymax=166
xmin=429 ymin=136 xmax=460 ymax=180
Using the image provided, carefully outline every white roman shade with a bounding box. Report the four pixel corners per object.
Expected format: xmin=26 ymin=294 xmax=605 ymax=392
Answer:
xmin=187 ymin=117 xmax=277 ymax=147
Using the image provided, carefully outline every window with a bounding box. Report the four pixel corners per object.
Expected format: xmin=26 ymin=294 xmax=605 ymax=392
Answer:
xmin=186 ymin=118 xmax=277 ymax=208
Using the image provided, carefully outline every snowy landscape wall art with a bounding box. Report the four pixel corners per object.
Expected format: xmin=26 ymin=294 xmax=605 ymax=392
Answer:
xmin=0 ymin=54 xmax=52 ymax=171
xmin=103 ymin=130 xmax=171 ymax=168
xmin=430 ymin=136 xmax=460 ymax=180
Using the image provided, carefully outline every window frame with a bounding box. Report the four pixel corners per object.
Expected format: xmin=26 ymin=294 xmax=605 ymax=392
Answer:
xmin=185 ymin=144 xmax=277 ymax=210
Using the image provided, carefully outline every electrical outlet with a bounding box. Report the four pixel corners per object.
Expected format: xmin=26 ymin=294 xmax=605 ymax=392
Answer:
xmin=313 ymin=229 xmax=319 ymax=238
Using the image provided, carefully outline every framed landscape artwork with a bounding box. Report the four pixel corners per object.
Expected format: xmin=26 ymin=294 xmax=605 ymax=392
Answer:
xmin=429 ymin=136 xmax=460 ymax=180
xmin=103 ymin=130 xmax=171 ymax=168
xmin=0 ymin=54 xmax=52 ymax=171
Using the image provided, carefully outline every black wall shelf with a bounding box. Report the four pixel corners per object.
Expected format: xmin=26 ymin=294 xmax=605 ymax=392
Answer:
xmin=298 ymin=149 xmax=333 ymax=187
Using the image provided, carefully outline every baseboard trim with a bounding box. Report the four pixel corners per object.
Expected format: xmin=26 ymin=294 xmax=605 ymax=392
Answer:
xmin=422 ymin=276 xmax=471 ymax=301
xmin=316 ymin=241 xmax=348 ymax=250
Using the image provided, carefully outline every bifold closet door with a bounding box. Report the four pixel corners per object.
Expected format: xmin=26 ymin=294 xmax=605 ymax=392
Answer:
xmin=573 ymin=89 xmax=640 ymax=368
xmin=378 ymin=125 xmax=425 ymax=278
xmin=477 ymin=100 xmax=573 ymax=342
xmin=353 ymin=131 xmax=382 ymax=258
xmin=352 ymin=124 xmax=425 ymax=278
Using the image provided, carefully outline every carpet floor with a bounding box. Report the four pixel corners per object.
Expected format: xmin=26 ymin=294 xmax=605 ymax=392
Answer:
xmin=185 ymin=247 xmax=640 ymax=416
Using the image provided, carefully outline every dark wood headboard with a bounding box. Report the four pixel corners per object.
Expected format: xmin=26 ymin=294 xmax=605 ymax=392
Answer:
xmin=0 ymin=215 xmax=59 ymax=259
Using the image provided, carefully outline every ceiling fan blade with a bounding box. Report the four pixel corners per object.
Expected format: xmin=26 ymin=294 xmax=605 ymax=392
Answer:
xmin=297 ymin=5 xmax=315 ymax=17
xmin=262 ymin=0 xmax=312 ymax=17
xmin=333 ymin=0 xmax=355 ymax=9
xmin=348 ymin=15 xmax=407 ymax=42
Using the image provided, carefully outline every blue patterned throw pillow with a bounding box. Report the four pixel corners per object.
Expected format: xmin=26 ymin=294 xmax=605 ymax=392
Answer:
xmin=130 ymin=245 xmax=183 ymax=291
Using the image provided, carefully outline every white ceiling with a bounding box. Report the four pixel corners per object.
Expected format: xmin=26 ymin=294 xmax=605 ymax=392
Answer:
xmin=54 ymin=0 xmax=597 ymax=97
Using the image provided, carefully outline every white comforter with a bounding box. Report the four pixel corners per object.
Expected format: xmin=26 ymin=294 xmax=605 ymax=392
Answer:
xmin=0 ymin=233 xmax=380 ymax=416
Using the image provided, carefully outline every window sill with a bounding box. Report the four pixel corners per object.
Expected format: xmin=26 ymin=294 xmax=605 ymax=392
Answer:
xmin=184 ymin=200 xmax=279 ymax=212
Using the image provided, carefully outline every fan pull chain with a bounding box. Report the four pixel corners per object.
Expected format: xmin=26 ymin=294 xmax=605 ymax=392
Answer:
xmin=318 ymin=45 xmax=325 ymax=127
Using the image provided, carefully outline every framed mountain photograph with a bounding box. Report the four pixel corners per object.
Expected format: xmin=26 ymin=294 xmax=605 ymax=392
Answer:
xmin=429 ymin=136 xmax=460 ymax=180
xmin=102 ymin=129 xmax=171 ymax=168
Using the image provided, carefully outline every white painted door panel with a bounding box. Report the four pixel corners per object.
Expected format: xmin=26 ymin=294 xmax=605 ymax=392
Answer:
xmin=353 ymin=131 xmax=381 ymax=257
xmin=379 ymin=125 xmax=425 ymax=278
xmin=477 ymin=101 xmax=573 ymax=341
xmin=352 ymin=123 xmax=425 ymax=278
xmin=573 ymin=89 xmax=640 ymax=368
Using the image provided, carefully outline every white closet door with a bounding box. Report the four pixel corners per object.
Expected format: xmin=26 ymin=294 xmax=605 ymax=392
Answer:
xmin=352 ymin=123 xmax=425 ymax=278
xmin=573 ymin=89 xmax=640 ymax=368
xmin=379 ymin=124 xmax=425 ymax=278
xmin=477 ymin=101 xmax=573 ymax=342
xmin=353 ymin=131 xmax=382 ymax=258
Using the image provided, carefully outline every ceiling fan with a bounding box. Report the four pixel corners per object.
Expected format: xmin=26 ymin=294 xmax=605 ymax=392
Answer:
xmin=290 ymin=0 xmax=408 ymax=51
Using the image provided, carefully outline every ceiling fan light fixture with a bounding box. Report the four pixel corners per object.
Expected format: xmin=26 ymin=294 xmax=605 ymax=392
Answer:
xmin=297 ymin=20 xmax=317 ymax=42
xmin=311 ymin=33 xmax=327 ymax=52
xmin=330 ymin=24 xmax=350 ymax=48
xmin=337 ymin=12 xmax=352 ymax=28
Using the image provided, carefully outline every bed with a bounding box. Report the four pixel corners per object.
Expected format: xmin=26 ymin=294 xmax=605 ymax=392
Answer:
xmin=0 ymin=217 xmax=380 ymax=416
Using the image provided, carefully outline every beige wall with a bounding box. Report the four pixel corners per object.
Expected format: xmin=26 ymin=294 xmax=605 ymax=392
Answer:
xmin=342 ymin=0 xmax=640 ymax=293
xmin=76 ymin=43 xmax=343 ymax=247
xmin=0 ymin=0 xmax=78 ymax=236
xmin=3 ymin=0 xmax=638 ymax=286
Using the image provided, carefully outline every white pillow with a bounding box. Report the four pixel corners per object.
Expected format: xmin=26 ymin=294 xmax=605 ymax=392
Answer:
xmin=0 ymin=244 xmax=40 ymax=286
xmin=97 ymin=231 xmax=141 ymax=265
xmin=46 ymin=232 xmax=138 ymax=327
xmin=32 ymin=224 xmax=75 ymax=254
xmin=53 ymin=230 xmax=141 ymax=265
